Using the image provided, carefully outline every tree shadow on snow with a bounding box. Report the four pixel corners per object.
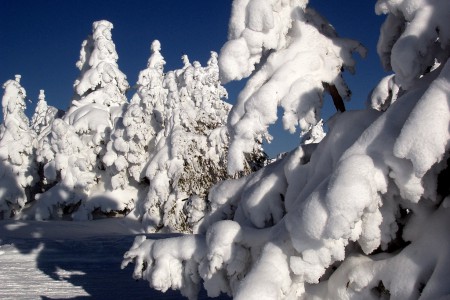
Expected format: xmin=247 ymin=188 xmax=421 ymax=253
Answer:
xmin=0 ymin=219 xmax=230 ymax=299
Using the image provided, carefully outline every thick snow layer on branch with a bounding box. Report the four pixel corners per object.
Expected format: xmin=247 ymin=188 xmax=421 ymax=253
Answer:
xmin=308 ymin=205 xmax=450 ymax=299
xmin=220 ymin=0 xmax=365 ymax=173
xmin=369 ymin=74 xmax=400 ymax=111
xmin=376 ymin=0 xmax=450 ymax=88
xmin=124 ymin=67 xmax=450 ymax=296
xmin=394 ymin=59 xmax=450 ymax=177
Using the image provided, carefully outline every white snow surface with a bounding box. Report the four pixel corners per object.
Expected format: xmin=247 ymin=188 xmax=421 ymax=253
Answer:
xmin=0 ymin=219 xmax=230 ymax=299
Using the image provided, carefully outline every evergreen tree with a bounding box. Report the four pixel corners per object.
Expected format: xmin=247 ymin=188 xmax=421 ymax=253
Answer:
xmin=0 ymin=75 xmax=37 ymax=218
xmin=31 ymin=90 xmax=63 ymax=141
xmin=101 ymin=40 xmax=168 ymax=216
xmin=65 ymin=20 xmax=129 ymax=141
xmin=140 ymin=51 xmax=266 ymax=233
xmin=104 ymin=40 xmax=167 ymax=187
xmin=31 ymin=90 xmax=49 ymax=136
xmin=35 ymin=20 xmax=131 ymax=220
xmin=35 ymin=119 xmax=96 ymax=220
xmin=219 ymin=0 xmax=365 ymax=174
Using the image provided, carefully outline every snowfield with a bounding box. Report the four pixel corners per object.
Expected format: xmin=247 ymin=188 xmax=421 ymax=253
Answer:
xmin=0 ymin=219 xmax=229 ymax=299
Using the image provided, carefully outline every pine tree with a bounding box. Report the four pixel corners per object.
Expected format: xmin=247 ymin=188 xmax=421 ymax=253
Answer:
xmin=100 ymin=40 xmax=168 ymax=219
xmin=35 ymin=20 xmax=131 ymax=220
xmin=35 ymin=118 xmax=97 ymax=220
xmin=0 ymin=75 xmax=38 ymax=218
xmin=31 ymin=90 xmax=49 ymax=136
xmin=31 ymin=90 xmax=63 ymax=141
xmin=140 ymin=51 xmax=266 ymax=233
xmin=65 ymin=20 xmax=129 ymax=139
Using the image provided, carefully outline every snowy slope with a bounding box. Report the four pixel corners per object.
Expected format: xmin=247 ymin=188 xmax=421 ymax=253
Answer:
xmin=0 ymin=219 xmax=230 ymax=299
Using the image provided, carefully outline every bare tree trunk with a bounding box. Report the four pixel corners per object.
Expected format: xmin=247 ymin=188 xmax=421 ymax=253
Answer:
xmin=323 ymin=82 xmax=346 ymax=112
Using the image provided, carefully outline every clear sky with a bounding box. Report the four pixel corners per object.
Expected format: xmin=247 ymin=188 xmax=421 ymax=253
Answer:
xmin=0 ymin=0 xmax=388 ymax=157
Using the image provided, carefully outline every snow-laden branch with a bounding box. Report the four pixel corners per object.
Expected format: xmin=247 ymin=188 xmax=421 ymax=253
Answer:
xmin=123 ymin=0 xmax=450 ymax=298
xmin=219 ymin=0 xmax=366 ymax=174
xmin=376 ymin=0 xmax=450 ymax=89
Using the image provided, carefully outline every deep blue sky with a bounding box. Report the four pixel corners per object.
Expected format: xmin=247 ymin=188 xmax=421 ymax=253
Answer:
xmin=0 ymin=0 xmax=387 ymax=157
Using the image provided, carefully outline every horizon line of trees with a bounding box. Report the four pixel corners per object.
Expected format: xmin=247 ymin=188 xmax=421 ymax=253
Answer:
xmin=0 ymin=20 xmax=267 ymax=232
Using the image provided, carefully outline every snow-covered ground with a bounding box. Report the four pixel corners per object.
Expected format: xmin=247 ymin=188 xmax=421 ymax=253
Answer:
xmin=0 ymin=219 xmax=230 ymax=299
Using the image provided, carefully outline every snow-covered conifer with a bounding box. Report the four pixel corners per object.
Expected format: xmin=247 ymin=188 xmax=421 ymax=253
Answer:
xmin=123 ymin=1 xmax=450 ymax=299
xmin=138 ymin=51 xmax=266 ymax=233
xmin=34 ymin=119 xmax=96 ymax=220
xmin=31 ymin=90 xmax=63 ymax=141
xmin=0 ymin=75 xmax=38 ymax=218
xmin=35 ymin=20 xmax=131 ymax=220
xmin=31 ymin=90 xmax=49 ymax=136
xmin=66 ymin=20 xmax=129 ymax=135
xmin=103 ymin=40 xmax=167 ymax=198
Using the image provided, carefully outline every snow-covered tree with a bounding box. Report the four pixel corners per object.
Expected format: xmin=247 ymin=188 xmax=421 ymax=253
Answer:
xmin=102 ymin=38 xmax=265 ymax=232
xmin=138 ymin=50 xmax=265 ymax=233
xmin=31 ymin=90 xmax=49 ymax=136
xmin=34 ymin=119 xmax=96 ymax=220
xmin=123 ymin=0 xmax=450 ymax=299
xmin=99 ymin=40 xmax=168 ymax=219
xmin=103 ymin=40 xmax=167 ymax=192
xmin=35 ymin=20 xmax=131 ymax=220
xmin=0 ymin=75 xmax=38 ymax=219
xmin=31 ymin=90 xmax=64 ymax=141
xmin=66 ymin=20 xmax=129 ymax=141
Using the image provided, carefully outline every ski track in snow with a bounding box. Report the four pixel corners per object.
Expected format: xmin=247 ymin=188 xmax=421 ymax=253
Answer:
xmin=0 ymin=220 xmax=230 ymax=299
